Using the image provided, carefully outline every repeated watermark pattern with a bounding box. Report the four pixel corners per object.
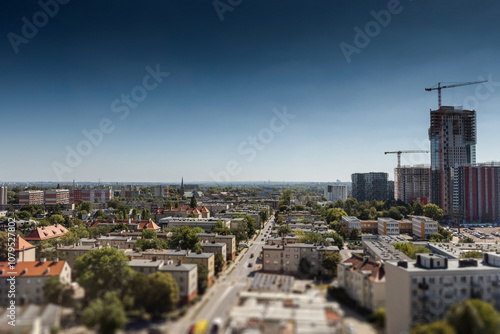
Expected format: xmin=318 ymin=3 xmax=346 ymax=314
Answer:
xmin=51 ymin=64 xmax=169 ymax=181
xmin=213 ymin=0 xmax=243 ymax=22
xmin=339 ymin=0 xmax=408 ymax=64
xmin=5 ymin=219 xmax=18 ymax=327
xmin=7 ymin=0 xmax=72 ymax=54
xmin=463 ymin=74 xmax=500 ymax=110
xmin=209 ymin=106 xmax=295 ymax=184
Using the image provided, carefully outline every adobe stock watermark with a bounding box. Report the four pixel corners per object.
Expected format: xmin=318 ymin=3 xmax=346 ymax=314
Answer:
xmin=463 ymin=74 xmax=500 ymax=110
xmin=339 ymin=0 xmax=408 ymax=64
xmin=51 ymin=64 xmax=169 ymax=181
xmin=7 ymin=0 xmax=71 ymax=54
xmin=209 ymin=107 xmax=295 ymax=184
xmin=213 ymin=0 xmax=243 ymax=22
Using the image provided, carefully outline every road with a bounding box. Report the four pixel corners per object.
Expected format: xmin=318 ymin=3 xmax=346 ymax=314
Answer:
xmin=167 ymin=219 xmax=273 ymax=334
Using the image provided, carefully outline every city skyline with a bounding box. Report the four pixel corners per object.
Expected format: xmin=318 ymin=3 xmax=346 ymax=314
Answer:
xmin=2 ymin=1 xmax=500 ymax=182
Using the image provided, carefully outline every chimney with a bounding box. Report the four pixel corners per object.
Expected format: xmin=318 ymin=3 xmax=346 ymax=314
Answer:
xmin=178 ymin=259 xmax=182 ymax=265
xmin=40 ymin=258 xmax=46 ymax=264
xmin=152 ymin=256 xmax=157 ymax=262
xmin=196 ymin=250 xmax=202 ymax=254
xmin=54 ymin=257 xmax=59 ymax=263
xmin=176 ymin=247 xmax=181 ymax=251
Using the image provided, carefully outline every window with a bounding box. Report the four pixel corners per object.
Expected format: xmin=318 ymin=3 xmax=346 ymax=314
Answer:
xmin=286 ymin=255 xmax=290 ymax=258
xmin=265 ymin=254 xmax=270 ymax=258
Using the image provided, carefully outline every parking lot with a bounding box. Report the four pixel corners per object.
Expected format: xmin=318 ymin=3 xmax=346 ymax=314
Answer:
xmin=451 ymin=226 xmax=500 ymax=243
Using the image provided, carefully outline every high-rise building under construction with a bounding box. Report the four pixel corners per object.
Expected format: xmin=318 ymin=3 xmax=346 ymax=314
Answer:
xmin=429 ymin=106 xmax=476 ymax=215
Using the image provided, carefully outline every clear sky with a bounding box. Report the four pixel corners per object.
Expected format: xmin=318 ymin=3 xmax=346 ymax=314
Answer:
xmin=1 ymin=0 xmax=499 ymax=183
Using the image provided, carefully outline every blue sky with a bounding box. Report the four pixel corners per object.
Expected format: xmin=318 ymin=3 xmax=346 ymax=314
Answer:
xmin=1 ymin=0 xmax=500 ymax=183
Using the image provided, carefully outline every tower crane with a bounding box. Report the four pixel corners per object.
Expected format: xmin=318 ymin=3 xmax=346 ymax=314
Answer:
xmin=425 ymin=80 xmax=487 ymax=109
xmin=384 ymin=150 xmax=430 ymax=169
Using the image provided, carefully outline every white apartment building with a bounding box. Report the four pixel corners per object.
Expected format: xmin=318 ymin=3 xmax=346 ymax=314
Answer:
xmin=325 ymin=184 xmax=348 ymax=202
xmin=377 ymin=218 xmax=400 ymax=236
xmin=411 ymin=215 xmax=438 ymax=239
xmin=337 ymin=254 xmax=386 ymax=312
xmin=342 ymin=216 xmax=361 ymax=231
xmin=386 ymin=252 xmax=500 ymax=334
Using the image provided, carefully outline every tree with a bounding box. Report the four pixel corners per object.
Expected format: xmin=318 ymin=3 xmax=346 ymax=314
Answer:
xmin=214 ymin=253 xmax=225 ymax=274
xmin=388 ymin=207 xmax=403 ymax=220
xmin=48 ymin=214 xmax=65 ymax=226
xmin=77 ymin=201 xmax=93 ymax=213
xmin=369 ymin=307 xmax=386 ymax=330
xmin=143 ymin=272 xmax=179 ymax=318
xmin=393 ymin=242 xmax=431 ymax=259
xmin=18 ymin=210 xmax=31 ymax=219
xmin=212 ymin=221 xmax=231 ymax=235
xmin=459 ymin=237 xmax=475 ymax=243
xmin=231 ymin=221 xmax=248 ymax=243
xmin=71 ymin=225 xmax=89 ymax=239
xmin=322 ymin=252 xmax=342 ymax=276
xmin=277 ymin=225 xmax=292 ymax=237
xmin=58 ymin=232 xmax=81 ymax=246
xmin=94 ymin=210 xmax=107 ymax=220
xmin=423 ymin=204 xmax=444 ymax=221
xmin=324 ymin=232 xmax=344 ymax=250
xmin=82 ymin=291 xmax=127 ymax=334
xmin=192 ymin=227 xmax=205 ymax=233
xmin=168 ymin=226 xmax=201 ymax=250
xmin=461 ymin=251 xmax=483 ymax=259
xmin=412 ymin=320 xmax=457 ymax=334
xmin=0 ymin=232 xmax=8 ymax=261
xmin=326 ymin=208 xmax=348 ymax=223
xmin=142 ymin=229 xmax=157 ymax=240
xmin=42 ymin=276 xmax=74 ymax=306
xmin=197 ymin=263 xmax=208 ymax=295
xmin=297 ymin=232 xmax=325 ymax=244
xmin=74 ymin=247 xmax=134 ymax=300
xmin=190 ymin=195 xmax=197 ymax=209
xmin=349 ymin=228 xmax=360 ymax=241
xmin=411 ymin=200 xmax=424 ymax=216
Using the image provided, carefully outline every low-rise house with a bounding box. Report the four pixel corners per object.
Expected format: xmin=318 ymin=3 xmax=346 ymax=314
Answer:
xmin=0 ymin=259 xmax=71 ymax=306
xmin=96 ymin=236 xmax=134 ymax=249
xmin=197 ymin=233 xmax=236 ymax=260
xmin=25 ymin=224 xmax=69 ymax=244
xmin=160 ymin=261 xmax=198 ymax=304
xmin=14 ymin=235 xmax=36 ymax=262
xmin=200 ymin=241 xmax=227 ymax=263
xmin=56 ymin=243 xmax=103 ymax=268
xmin=337 ymin=254 xmax=386 ymax=312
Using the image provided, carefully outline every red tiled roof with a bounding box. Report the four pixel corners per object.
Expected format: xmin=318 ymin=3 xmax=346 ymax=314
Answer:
xmin=153 ymin=206 xmax=209 ymax=215
xmin=0 ymin=260 xmax=67 ymax=277
xmin=138 ymin=220 xmax=160 ymax=230
xmin=25 ymin=225 xmax=69 ymax=241
xmin=15 ymin=235 xmax=35 ymax=251
xmin=343 ymin=254 xmax=385 ymax=282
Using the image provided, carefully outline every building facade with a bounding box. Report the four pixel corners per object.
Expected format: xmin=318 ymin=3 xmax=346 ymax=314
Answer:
xmin=386 ymin=252 xmax=500 ymax=334
xmin=70 ymin=187 xmax=113 ymax=204
xmin=429 ymin=106 xmax=476 ymax=215
xmin=337 ymin=254 xmax=386 ymax=312
xmin=395 ymin=166 xmax=430 ymax=204
xmin=19 ymin=190 xmax=44 ymax=205
xmin=411 ymin=215 xmax=438 ymax=239
xmin=324 ymin=184 xmax=348 ymax=202
xmin=453 ymin=163 xmax=500 ymax=223
xmin=351 ymin=173 xmax=393 ymax=202
xmin=44 ymin=189 xmax=70 ymax=205
xmin=0 ymin=186 xmax=7 ymax=205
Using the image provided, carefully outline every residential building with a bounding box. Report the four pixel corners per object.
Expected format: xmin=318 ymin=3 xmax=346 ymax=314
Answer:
xmin=0 ymin=186 xmax=7 ymax=205
xmin=0 ymin=304 xmax=62 ymax=334
xmin=129 ymin=259 xmax=165 ymax=275
xmin=153 ymin=206 xmax=210 ymax=220
xmin=44 ymin=189 xmax=70 ymax=205
xmin=56 ymin=243 xmax=103 ymax=268
xmin=96 ymin=236 xmax=134 ymax=249
xmin=395 ymin=165 xmax=430 ymax=204
xmin=386 ymin=252 xmax=500 ymax=334
xmin=70 ymin=187 xmax=113 ymax=204
xmin=262 ymin=243 xmax=339 ymax=276
xmin=14 ymin=235 xmax=36 ymax=262
xmin=411 ymin=215 xmax=438 ymax=239
xmin=0 ymin=259 xmax=71 ymax=306
xmin=184 ymin=251 xmax=215 ymax=286
xmin=342 ymin=216 xmax=377 ymax=234
xmin=227 ymin=290 xmax=344 ymax=334
xmin=25 ymin=224 xmax=69 ymax=244
xmin=430 ymin=106 xmax=476 ymax=215
xmin=159 ymin=217 xmax=228 ymax=232
xmin=351 ymin=172 xmax=393 ymax=201
xmin=160 ymin=261 xmax=198 ymax=304
xmin=363 ymin=237 xmax=411 ymax=262
xmin=200 ymin=241 xmax=227 ymax=263
xmin=324 ymin=184 xmax=348 ymax=202
xmin=453 ymin=163 xmax=500 ymax=223
xmin=197 ymin=233 xmax=237 ymax=260
xmin=19 ymin=190 xmax=44 ymax=205
xmin=337 ymin=254 xmax=386 ymax=312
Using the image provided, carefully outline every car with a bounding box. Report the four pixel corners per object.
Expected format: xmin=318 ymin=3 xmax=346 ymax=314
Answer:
xmin=239 ymin=243 xmax=249 ymax=248
xmin=250 ymin=253 xmax=254 ymax=258
xmin=210 ymin=317 xmax=222 ymax=334
xmin=261 ymin=238 xmax=264 ymax=241
xmin=248 ymin=262 xmax=253 ymax=267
